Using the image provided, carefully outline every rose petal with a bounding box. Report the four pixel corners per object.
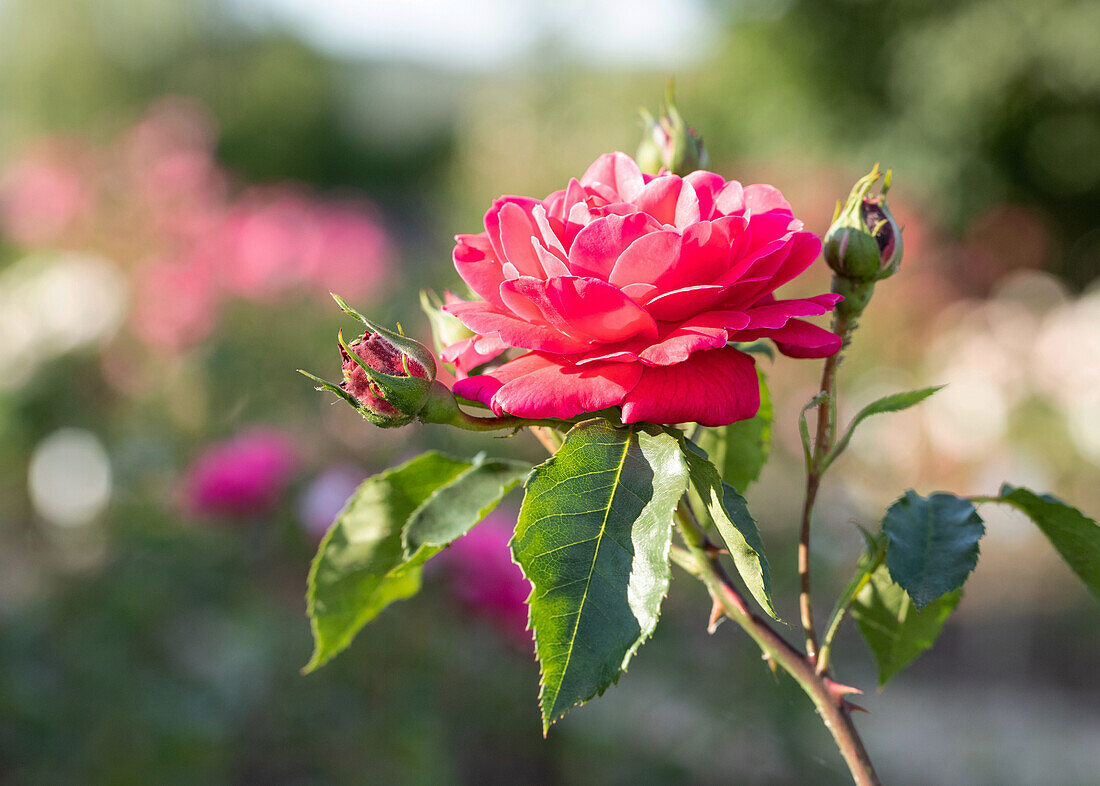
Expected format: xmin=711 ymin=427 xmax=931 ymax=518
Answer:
xmin=636 ymin=310 xmax=750 ymax=366
xmin=607 ymin=230 xmax=681 ymax=289
xmin=742 ymin=293 xmax=842 ymax=329
xmin=567 ymin=212 xmax=658 ymax=280
xmin=580 ymin=152 xmax=645 ymax=203
xmin=453 ymin=233 xmax=506 ymax=307
xmin=446 ymin=300 xmax=590 ymax=354
xmin=621 ymin=347 xmax=759 ymax=426
xmin=643 ymin=284 xmax=727 ymax=322
xmin=499 ymin=275 xmax=658 ymax=344
xmin=743 ymin=183 xmax=792 ymax=214
xmin=439 ymin=333 xmax=507 ymax=377
xmin=633 ymin=175 xmax=699 ymax=227
xmin=683 ymin=170 xmax=727 ymax=220
xmin=455 ymin=352 xmax=643 ymax=420
xmin=730 ymin=318 xmax=841 ymax=358
xmin=496 ymin=201 xmax=545 ymax=277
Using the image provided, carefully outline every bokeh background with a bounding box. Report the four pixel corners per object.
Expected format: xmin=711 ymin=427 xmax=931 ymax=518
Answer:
xmin=2 ymin=1 xmax=1099 ymax=783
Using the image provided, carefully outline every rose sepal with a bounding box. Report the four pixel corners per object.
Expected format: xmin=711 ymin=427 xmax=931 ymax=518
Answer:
xmin=331 ymin=293 xmax=437 ymax=380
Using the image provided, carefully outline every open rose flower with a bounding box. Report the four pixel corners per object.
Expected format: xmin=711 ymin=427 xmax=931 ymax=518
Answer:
xmin=441 ymin=152 xmax=841 ymax=426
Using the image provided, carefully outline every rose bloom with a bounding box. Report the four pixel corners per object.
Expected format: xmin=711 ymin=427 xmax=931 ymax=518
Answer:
xmin=442 ymin=152 xmax=841 ymax=426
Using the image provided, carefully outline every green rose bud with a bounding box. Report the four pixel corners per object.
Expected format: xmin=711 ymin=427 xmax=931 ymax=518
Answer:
xmin=824 ymin=165 xmax=903 ymax=283
xmin=636 ymin=80 xmax=708 ymax=177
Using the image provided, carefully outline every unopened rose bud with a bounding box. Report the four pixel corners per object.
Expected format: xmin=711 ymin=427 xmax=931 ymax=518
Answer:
xmin=823 ymin=165 xmax=903 ymax=283
xmin=339 ymin=330 xmax=432 ymax=427
xmin=636 ymin=80 xmax=708 ymax=177
xmin=301 ymin=295 xmax=437 ymax=427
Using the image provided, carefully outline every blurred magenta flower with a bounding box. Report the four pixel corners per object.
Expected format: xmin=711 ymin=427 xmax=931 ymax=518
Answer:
xmin=439 ymin=515 xmax=529 ymax=643
xmin=181 ymin=429 xmax=299 ymax=518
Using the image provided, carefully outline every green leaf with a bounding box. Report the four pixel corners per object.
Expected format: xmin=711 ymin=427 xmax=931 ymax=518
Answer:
xmin=799 ymin=391 xmax=828 ymax=470
xmin=512 ymin=420 xmax=688 ymax=733
xmin=682 ymin=440 xmax=779 ymax=620
xmin=820 ymin=534 xmax=886 ymax=663
xmin=883 ymin=491 xmax=984 ymax=609
xmin=304 ymin=452 xmax=471 ymax=672
xmin=995 ymin=485 xmax=1100 ymax=601
xmin=402 ymin=453 xmax=531 ymax=556
xmin=850 ymin=563 xmax=961 ymax=687
xmin=695 ymin=368 xmax=773 ymax=492
xmin=828 ymin=386 xmax=943 ymax=468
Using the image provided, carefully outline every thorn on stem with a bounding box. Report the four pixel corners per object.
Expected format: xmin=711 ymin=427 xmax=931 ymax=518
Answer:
xmin=845 ymin=701 xmax=870 ymax=714
xmin=707 ymin=600 xmax=724 ymax=634
xmin=824 ymin=676 xmax=863 ymax=707
xmin=762 ymin=652 xmax=779 ymax=681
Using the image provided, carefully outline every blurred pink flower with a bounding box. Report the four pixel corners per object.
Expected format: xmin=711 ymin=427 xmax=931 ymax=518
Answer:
xmin=131 ymin=256 xmax=219 ymax=350
xmin=215 ymin=189 xmax=392 ymax=303
xmin=181 ymin=429 xmax=299 ymax=518
xmin=0 ymin=98 xmax=395 ymax=355
xmin=440 ymin=515 xmax=530 ymax=643
xmin=300 ymin=201 xmax=393 ymax=298
xmin=0 ymin=145 xmax=90 ymax=246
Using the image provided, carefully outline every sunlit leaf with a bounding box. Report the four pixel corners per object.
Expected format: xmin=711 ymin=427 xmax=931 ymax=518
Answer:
xmin=305 ymin=452 xmax=470 ymax=672
xmin=512 ymin=420 xmax=687 ymax=732
xmin=828 ymin=386 xmax=943 ymax=468
xmin=402 ymin=453 xmax=530 ymax=556
xmin=682 ymin=440 xmax=778 ymax=620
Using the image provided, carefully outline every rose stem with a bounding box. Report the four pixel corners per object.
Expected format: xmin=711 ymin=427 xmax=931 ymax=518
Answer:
xmin=672 ymin=501 xmax=880 ymax=786
xmin=800 ymin=307 xmax=853 ymax=664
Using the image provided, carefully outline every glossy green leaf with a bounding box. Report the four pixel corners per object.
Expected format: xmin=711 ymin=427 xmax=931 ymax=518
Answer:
xmin=682 ymin=440 xmax=779 ymax=620
xmin=512 ymin=420 xmax=688 ymax=733
xmin=828 ymin=386 xmax=943 ymax=468
xmin=402 ymin=453 xmax=530 ymax=556
xmin=695 ymin=368 xmax=773 ymax=492
xmin=304 ymin=452 xmax=470 ymax=672
xmin=883 ymin=491 xmax=984 ymax=609
xmin=995 ymin=485 xmax=1100 ymax=601
xmin=850 ymin=563 xmax=961 ymax=686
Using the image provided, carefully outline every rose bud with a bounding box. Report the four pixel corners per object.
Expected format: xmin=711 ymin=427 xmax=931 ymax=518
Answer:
xmin=300 ymin=295 xmax=438 ymax=427
xmin=823 ymin=165 xmax=903 ymax=283
xmin=338 ymin=330 xmax=433 ymax=427
xmin=636 ymin=80 xmax=709 ymax=177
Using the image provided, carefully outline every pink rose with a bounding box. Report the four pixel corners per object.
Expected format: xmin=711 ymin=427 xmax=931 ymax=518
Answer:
xmin=443 ymin=152 xmax=841 ymax=426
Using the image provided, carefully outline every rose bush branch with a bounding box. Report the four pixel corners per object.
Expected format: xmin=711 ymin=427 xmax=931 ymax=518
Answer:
xmin=297 ymin=87 xmax=1100 ymax=785
xmin=798 ymin=166 xmax=903 ymax=664
xmin=670 ymin=500 xmax=880 ymax=786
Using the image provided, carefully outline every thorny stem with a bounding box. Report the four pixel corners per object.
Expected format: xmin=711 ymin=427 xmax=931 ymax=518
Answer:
xmin=800 ymin=308 xmax=853 ymax=664
xmin=672 ymin=502 xmax=880 ymax=785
